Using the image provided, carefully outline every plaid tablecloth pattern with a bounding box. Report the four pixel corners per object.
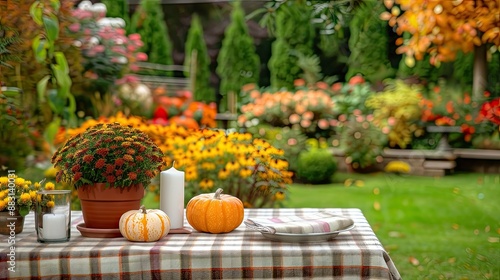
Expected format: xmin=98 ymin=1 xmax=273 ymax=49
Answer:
xmin=1 ymin=208 xmax=402 ymax=280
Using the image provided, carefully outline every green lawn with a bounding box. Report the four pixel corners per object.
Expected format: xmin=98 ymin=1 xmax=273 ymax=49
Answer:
xmin=284 ymin=172 xmax=500 ymax=280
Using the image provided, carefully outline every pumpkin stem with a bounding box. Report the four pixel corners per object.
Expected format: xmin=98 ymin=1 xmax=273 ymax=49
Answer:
xmin=140 ymin=205 xmax=147 ymax=214
xmin=214 ymin=188 xmax=224 ymax=199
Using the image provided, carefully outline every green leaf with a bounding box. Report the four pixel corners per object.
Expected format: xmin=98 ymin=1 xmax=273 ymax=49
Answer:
xmin=37 ymin=75 xmax=51 ymax=102
xmin=19 ymin=206 xmax=30 ymax=217
xmin=32 ymin=35 xmax=47 ymax=63
xmin=54 ymin=52 xmax=69 ymax=74
xmin=50 ymin=0 xmax=61 ymax=12
xmin=29 ymin=2 xmax=43 ymax=25
xmin=43 ymin=16 xmax=59 ymax=43
xmin=47 ymin=89 xmax=66 ymax=115
xmin=43 ymin=117 xmax=61 ymax=149
xmin=1 ymin=87 xmax=22 ymax=98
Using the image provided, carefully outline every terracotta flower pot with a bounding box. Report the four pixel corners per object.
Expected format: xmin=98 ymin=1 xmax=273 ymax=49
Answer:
xmin=77 ymin=183 xmax=144 ymax=229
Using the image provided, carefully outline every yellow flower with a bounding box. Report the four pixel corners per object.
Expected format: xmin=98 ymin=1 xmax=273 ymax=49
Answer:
xmin=15 ymin=178 xmax=25 ymax=186
xmin=218 ymin=168 xmax=230 ymax=180
xmin=239 ymin=169 xmax=252 ymax=178
xmin=199 ymin=178 xmax=214 ymax=191
xmin=44 ymin=182 xmax=55 ymax=190
xmin=274 ymin=192 xmax=286 ymax=201
xmin=0 ymin=200 xmax=6 ymax=211
xmin=20 ymin=193 xmax=31 ymax=203
xmin=44 ymin=166 xmax=59 ymax=178
xmin=29 ymin=190 xmax=37 ymax=200
xmin=225 ymin=161 xmax=240 ymax=172
xmin=0 ymin=177 xmax=8 ymax=185
xmin=46 ymin=201 xmax=55 ymax=208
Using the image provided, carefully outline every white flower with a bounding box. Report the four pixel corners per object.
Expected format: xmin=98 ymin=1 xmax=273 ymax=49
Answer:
xmin=88 ymin=36 xmax=100 ymax=46
xmin=91 ymin=3 xmax=107 ymax=14
xmin=78 ymin=0 xmax=92 ymax=11
xmin=116 ymin=56 xmax=128 ymax=64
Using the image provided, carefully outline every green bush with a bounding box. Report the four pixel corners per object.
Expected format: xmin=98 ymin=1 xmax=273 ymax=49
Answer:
xmin=296 ymin=148 xmax=337 ymax=184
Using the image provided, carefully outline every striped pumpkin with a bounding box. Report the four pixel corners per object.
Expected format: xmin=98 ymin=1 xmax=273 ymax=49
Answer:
xmin=119 ymin=206 xmax=170 ymax=242
xmin=186 ymin=188 xmax=244 ymax=233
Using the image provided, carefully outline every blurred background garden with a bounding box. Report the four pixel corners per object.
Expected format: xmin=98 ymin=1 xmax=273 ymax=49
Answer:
xmin=1 ymin=0 xmax=499 ymax=279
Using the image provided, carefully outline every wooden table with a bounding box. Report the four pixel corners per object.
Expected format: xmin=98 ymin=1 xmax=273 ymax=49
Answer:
xmin=1 ymin=208 xmax=401 ymax=279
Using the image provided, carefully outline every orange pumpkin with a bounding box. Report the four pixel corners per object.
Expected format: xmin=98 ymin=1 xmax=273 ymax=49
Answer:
xmin=119 ymin=205 xmax=171 ymax=242
xmin=186 ymin=188 xmax=244 ymax=233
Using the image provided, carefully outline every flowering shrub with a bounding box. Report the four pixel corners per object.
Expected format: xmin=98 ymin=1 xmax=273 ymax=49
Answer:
xmin=366 ymin=80 xmax=422 ymax=148
xmin=334 ymin=114 xmax=387 ymax=169
xmin=0 ymin=176 xmax=56 ymax=216
xmin=69 ymin=1 xmax=147 ymax=94
xmin=152 ymin=88 xmax=217 ymax=129
xmin=238 ymin=82 xmax=336 ymax=138
xmin=418 ymin=84 xmax=483 ymax=142
xmin=55 ymin=115 xmax=293 ymax=207
xmin=476 ymin=97 xmax=500 ymax=128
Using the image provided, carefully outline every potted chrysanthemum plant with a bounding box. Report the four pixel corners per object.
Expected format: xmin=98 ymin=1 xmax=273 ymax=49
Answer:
xmin=51 ymin=122 xmax=164 ymax=230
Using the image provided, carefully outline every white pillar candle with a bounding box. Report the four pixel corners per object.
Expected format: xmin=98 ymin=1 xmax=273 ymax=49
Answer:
xmin=160 ymin=165 xmax=185 ymax=229
xmin=42 ymin=213 xmax=67 ymax=240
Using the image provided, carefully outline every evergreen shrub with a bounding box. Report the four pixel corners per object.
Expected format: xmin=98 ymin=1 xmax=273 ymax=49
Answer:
xmin=296 ymin=148 xmax=337 ymax=184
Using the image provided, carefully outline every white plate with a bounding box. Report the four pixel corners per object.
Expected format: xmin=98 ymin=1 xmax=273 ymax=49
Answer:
xmin=254 ymin=224 xmax=355 ymax=243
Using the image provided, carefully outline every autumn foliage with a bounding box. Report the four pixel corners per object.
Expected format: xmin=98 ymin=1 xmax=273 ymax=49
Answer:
xmin=381 ymin=0 xmax=500 ymax=65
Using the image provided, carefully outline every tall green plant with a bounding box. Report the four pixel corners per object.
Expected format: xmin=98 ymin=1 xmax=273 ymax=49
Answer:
xmin=216 ymin=0 xmax=260 ymax=112
xmin=30 ymin=0 xmax=77 ymax=148
xmin=268 ymin=1 xmax=314 ymax=90
xmin=184 ymin=14 xmax=215 ymax=102
xmin=130 ymin=0 xmax=172 ymax=68
xmin=346 ymin=1 xmax=394 ymax=83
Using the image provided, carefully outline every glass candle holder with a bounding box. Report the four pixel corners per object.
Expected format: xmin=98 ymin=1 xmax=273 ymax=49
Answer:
xmin=35 ymin=190 xmax=71 ymax=243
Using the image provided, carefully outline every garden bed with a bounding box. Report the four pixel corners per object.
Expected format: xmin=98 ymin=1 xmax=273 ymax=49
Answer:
xmin=331 ymin=148 xmax=500 ymax=176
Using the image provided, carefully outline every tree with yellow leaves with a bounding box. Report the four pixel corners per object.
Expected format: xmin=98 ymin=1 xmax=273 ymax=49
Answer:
xmin=381 ymin=0 xmax=500 ymax=98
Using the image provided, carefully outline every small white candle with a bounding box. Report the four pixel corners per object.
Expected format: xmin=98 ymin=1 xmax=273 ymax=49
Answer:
xmin=42 ymin=213 xmax=67 ymax=240
xmin=160 ymin=165 xmax=185 ymax=229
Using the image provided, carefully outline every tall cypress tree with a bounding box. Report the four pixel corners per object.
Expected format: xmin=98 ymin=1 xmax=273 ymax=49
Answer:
xmin=346 ymin=1 xmax=394 ymax=83
xmin=184 ymin=14 xmax=215 ymax=102
xmin=101 ymin=0 xmax=130 ymax=32
xmin=130 ymin=0 xmax=173 ymax=68
xmin=268 ymin=1 xmax=314 ymax=90
xmin=216 ymin=0 xmax=260 ymax=112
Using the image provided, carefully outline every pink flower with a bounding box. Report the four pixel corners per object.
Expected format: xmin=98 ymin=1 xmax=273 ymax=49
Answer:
xmin=69 ymin=23 xmax=81 ymax=33
xmin=129 ymin=33 xmax=141 ymax=41
xmin=93 ymin=45 xmax=105 ymax=53
xmin=136 ymin=52 xmax=148 ymax=61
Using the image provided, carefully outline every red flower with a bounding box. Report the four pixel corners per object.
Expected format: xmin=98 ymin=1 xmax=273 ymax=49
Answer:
xmin=145 ymin=170 xmax=154 ymax=178
xmin=95 ymin=158 xmax=106 ymax=169
xmin=71 ymin=164 xmax=80 ymax=173
xmin=123 ymin=154 xmax=134 ymax=162
xmin=74 ymin=172 xmax=82 ymax=182
xmin=128 ymin=172 xmax=137 ymax=180
xmin=105 ymin=164 xmax=115 ymax=174
xmin=96 ymin=148 xmax=109 ymax=156
xmin=106 ymin=175 xmax=116 ymax=184
xmin=83 ymin=154 xmax=94 ymax=163
xmin=115 ymin=158 xmax=125 ymax=166
xmin=115 ymin=169 xmax=124 ymax=176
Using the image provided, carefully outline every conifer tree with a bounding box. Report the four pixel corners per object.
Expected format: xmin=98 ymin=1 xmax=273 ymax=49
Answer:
xmin=184 ymin=14 xmax=215 ymax=102
xmin=346 ymin=1 xmax=394 ymax=83
xmin=130 ymin=0 xmax=172 ymax=68
xmin=101 ymin=0 xmax=130 ymax=32
xmin=216 ymin=0 xmax=260 ymax=112
xmin=268 ymin=1 xmax=314 ymax=90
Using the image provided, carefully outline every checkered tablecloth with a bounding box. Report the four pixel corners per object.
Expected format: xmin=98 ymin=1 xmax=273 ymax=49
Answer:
xmin=0 ymin=208 xmax=401 ymax=280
